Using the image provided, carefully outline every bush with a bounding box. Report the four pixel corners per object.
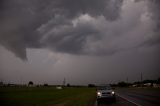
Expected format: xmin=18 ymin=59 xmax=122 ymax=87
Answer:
xmin=118 ymin=81 xmax=128 ymax=87
xmin=28 ymin=81 xmax=33 ymax=85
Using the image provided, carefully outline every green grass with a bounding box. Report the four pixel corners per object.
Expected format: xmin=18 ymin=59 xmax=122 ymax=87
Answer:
xmin=0 ymin=87 xmax=96 ymax=106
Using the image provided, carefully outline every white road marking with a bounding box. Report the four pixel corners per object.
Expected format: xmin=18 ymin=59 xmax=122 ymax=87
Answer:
xmin=116 ymin=93 xmax=141 ymax=106
xmin=95 ymin=100 xmax=98 ymax=106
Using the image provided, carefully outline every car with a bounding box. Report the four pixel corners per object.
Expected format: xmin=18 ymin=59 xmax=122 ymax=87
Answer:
xmin=96 ymin=84 xmax=116 ymax=103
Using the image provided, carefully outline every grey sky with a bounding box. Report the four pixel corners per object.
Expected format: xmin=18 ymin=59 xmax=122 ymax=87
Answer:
xmin=0 ymin=0 xmax=160 ymax=85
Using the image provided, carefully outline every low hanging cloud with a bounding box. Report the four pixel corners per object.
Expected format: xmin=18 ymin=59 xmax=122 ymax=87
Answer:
xmin=0 ymin=0 xmax=159 ymax=60
xmin=0 ymin=0 xmax=123 ymax=60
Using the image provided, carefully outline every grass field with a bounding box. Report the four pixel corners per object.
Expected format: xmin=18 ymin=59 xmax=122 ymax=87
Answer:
xmin=0 ymin=87 xmax=96 ymax=106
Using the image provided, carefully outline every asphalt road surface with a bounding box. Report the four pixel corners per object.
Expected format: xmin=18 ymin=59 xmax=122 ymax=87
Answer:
xmin=95 ymin=95 xmax=137 ymax=106
xmin=115 ymin=88 xmax=160 ymax=106
xmin=95 ymin=88 xmax=160 ymax=106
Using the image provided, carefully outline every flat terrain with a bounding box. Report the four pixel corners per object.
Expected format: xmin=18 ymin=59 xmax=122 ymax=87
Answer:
xmin=0 ymin=87 xmax=96 ymax=106
xmin=1 ymin=87 xmax=160 ymax=106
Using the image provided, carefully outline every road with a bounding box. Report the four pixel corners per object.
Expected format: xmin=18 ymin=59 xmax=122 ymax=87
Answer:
xmin=95 ymin=96 xmax=137 ymax=106
xmin=116 ymin=88 xmax=160 ymax=106
xmin=95 ymin=88 xmax=160 ymax=106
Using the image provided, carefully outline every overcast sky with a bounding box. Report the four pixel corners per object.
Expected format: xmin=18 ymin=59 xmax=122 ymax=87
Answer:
xmin=0 ymin=0 xmax=160 ymax=85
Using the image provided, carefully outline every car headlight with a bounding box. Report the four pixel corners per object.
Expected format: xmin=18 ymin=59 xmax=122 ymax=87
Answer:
xmin=111 ymin=91 xmax=115 ymax=95
xmin=97 ymin=92 xmax=101 ymax=96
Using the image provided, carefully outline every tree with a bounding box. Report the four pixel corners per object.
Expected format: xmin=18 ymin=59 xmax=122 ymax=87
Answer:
xmin=44 ymin=83 xmax=48 ymax=86
xmin=88 ymin=84 xmax=95 ymax=87
xmin=157 ymin=78 xmax=160 ymax=84
xmin=117 ymin=81 xmax=128 ymax=87
xmin=28 ymin=81 xmax=33 ymax=86
xmin=67 ymin=83 xmax=70 ymax=87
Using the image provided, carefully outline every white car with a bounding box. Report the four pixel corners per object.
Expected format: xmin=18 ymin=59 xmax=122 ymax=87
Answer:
xmin=96 ymin=85 xmax=116 ymax=102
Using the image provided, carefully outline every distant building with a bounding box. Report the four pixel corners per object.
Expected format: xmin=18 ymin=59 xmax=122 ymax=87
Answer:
xmin=143 ymin=83 xmax=151 ymax=87
xmin=56 ymin=86 xmax=62 ymax=89
xmin=153 ymin=83 xmax=160 ymax=88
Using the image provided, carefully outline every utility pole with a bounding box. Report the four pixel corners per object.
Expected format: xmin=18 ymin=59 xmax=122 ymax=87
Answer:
xmin=126 ymin=77 xmax=128 ymax=83
xmin=141 ymin=72 xmax=143 ymax=87
xmin=141 ymin=73 xmax=143 ymax=83
xmin=63 ymin=78 xmax=66 ymax=86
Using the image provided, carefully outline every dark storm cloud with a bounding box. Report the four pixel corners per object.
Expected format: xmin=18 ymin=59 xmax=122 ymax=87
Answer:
xmin=138 ymin=0 xmax=160 ymax=47
xmin=56 ymin=0 xmax=123 ymax=20
xmin=1 ymin=0 xmax=160 ymax=86
xmin=0 ymin=0 xmax=53 ymax=59
xmin=0 ymin=0 xmax=123 ymax=60
xmin=0 ymin=0 xmax=160 ymax=60
xmin=124 ymin=0 xmax=160 ymax=47
xmin=43 ymin=23 xmax=99 ymax=54
xmin=147 ymin=0 xmax=160 ymax=45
